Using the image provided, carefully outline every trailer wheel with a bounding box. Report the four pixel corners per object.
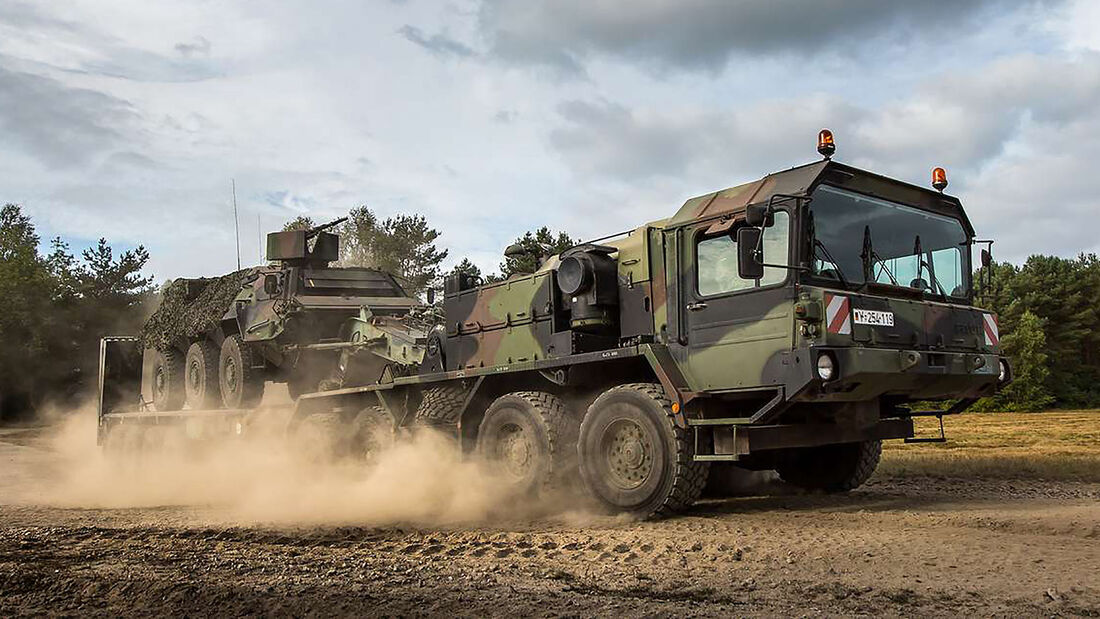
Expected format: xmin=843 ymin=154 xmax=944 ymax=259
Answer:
xmin=219 ymin=335 xmax=264 ymax=409
xmin=185 ymin=340 xmax=222 ymax=410
xmin=476 ymin=392 xmax=579 ymax=497
xmin=292 ymin=412 xmax=347 ymax=463
xmin=776 ymin=440 xmax=882 ymax=493
xmin=351 ymin=406 xmax=396 ymax=464
xmin=151 ymin=349 xmax=185 ymax=412
xmin=578 ymin=383 xmax=708 ymax=519
xmin=414 ymin=384 xmax=467 ymax=426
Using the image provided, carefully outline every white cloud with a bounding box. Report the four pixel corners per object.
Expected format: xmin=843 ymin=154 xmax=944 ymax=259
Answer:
xmin=0 ymin=0 xmax=1096 ymax=284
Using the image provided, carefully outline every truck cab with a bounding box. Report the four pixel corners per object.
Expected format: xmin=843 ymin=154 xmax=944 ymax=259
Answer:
xmin=661 ymin=160 xmax=1004 ymax=424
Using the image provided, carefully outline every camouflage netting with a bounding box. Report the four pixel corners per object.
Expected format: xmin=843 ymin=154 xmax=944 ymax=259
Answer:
xmin=141 ymin=269 xmax=253 ymax=350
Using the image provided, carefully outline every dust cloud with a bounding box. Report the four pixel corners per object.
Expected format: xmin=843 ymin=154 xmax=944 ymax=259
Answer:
xmin=35 ymin=406 xmax=595 ymax=527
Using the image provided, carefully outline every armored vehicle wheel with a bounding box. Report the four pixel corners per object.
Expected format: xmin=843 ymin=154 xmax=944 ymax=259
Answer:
xmin=476 ymin=392 xmax=579 ymax=497
xmin=219 ymin=335 xmax=264 ymax=409
xmin=185 ymin=340 xmax=222 ymax=409
xmin=292 ymin=412 xmax=347 ymax=463
xmin=414 ymin=384 xmax=468 ymax=426
xmin=351 ymin=406 xmax=396 ymax=464
xmin=776 ymin=440 xmax=882 ymax=493
xmin=578 ymin=383 xmax=708 ymax=519
xmin=151 ymin=348 xmax=185 ymax=411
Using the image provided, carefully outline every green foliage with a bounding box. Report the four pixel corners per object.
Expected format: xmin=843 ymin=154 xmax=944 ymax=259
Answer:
xmin=283 ymin=206 xmax=447 ymax=296
xmin=0 ymin=205 xmax=54 ymax=416
xmin=979 ymin=254 xmax=1100 ymax=409
xmin=363 ymin=214 xmax=448 ymax=295
xmin=499 ymin=227 xmax=575 ymax=278
xmin=449 ymin=258 xmax=482 ymax=281
xmin=975 ymin=310 xmax=1053 ymax=412
xmin=0 ymin=205 xmax=152 ymax=419
xmin=282 ymin=216 xmax=315 ymax=232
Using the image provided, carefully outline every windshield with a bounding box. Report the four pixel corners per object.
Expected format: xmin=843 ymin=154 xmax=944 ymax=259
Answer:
xmin=808 ymin=185 xmax=970 ymax=298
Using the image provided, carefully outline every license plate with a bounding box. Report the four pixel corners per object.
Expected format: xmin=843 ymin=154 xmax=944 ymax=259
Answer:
xmin=853 ymin=309 xmax=895 ymax=327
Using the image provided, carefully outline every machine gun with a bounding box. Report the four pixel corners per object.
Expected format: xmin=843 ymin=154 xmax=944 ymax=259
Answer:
xmin=305 ymin=216 xmax=348 ymax=240
xmin=267 ymin=216 xmax=347 ymax=266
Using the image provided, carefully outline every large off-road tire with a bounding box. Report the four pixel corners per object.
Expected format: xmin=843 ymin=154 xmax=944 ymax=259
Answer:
xmin=578 ymin=383 xmax=708 ymax=519
xmin=185 ymin=340 xmax=222 ymax=410
xmin=351 ymin=406 xmax=396 ymax=464
xmin=151 ymin=348 xmax=185 ymax=412
xmin=414 ymin=384 xmax=467 ymax=426
xmin=219 ymin=335 xmax=264 ymax=409
xmin=775 ymin=439 xmax=882 ymax=493
xmin=476 ymin=391 xmax=580 ymax=497
xmin=292 ymin=412 xmax=348 ymax=464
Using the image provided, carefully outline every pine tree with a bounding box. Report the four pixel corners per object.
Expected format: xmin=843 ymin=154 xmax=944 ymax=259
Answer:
xmin=499 ymin=227 xmax=575 ymax=277
xmin=991 ymin=310 xmax=1053 ymax=412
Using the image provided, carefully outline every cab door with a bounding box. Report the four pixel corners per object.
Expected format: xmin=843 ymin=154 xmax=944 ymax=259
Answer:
xmin=674 ymin=211 xmax=796 ymax=392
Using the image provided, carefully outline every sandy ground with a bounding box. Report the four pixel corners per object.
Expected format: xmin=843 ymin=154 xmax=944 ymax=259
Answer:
xmin=1 ymin=425 xmax=1099 ymax=617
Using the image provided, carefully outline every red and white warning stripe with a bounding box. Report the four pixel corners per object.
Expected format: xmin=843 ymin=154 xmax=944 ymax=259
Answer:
xmin=983 ymin=313 xmax=999 ymax=347
xmin=825 ymin=293 xmax=851 ymax=335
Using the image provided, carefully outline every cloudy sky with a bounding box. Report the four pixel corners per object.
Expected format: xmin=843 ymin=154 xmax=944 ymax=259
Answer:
xmin=2 ymin=0 xmax=1099 ymax=281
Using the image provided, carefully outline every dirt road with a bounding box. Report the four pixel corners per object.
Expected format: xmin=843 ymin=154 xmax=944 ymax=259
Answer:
xmin=2 ymin=426 xmax=1098 ymax=617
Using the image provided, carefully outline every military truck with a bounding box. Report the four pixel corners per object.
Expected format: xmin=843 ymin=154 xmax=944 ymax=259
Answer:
xmin=99 ymin=132 xmax=1010 ymax=519
xmin=130 ymin=218 xmax=418 ymax=413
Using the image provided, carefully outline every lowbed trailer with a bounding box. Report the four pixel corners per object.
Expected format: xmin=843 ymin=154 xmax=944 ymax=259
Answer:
xmin=99 ymin=133 xmax=1010 ymax=519
xmin=97 ymin=336 xmax=284 ymax=450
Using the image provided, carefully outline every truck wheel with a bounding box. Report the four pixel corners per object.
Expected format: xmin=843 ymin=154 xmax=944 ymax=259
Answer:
xmin=578 ymin=383 xmax=708 ymax=519
xmin=414 ymin=384 xmax=467 ymax=426
xmin=475 ymin=392 xmax=579 ymax=497
xmin=185 ymin=340 xmax=222 ymax=410
xmin=292 ymin=412 xmax=347 ymax=463
xmin=776 ymin=440 xmax=882 ymax=493
xmin=219 ymin=335 xmax=264 ymax=409
xmin=351 ymin=406 xmax=396 ymax=464
xmin=151 ymin=349 xmax=185 ymax=411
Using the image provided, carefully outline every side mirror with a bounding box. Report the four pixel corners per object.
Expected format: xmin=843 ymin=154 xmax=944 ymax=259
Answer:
xmin=744 ymin=204 xmax=773 ymax=228
xmin=504 ymin=243 xmax=527 ymax=258
xmin=263 ymin=274 xmax=280 ymax=295
xmin=980 ymin=249 xmax=992 ymax=268
xmin=426 ymin=288 xmax=436 ymax=305
xmin=736 ymin=227 xmax=764 ymax=280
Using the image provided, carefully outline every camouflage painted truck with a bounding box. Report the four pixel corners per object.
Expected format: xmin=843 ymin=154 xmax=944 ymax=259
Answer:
xmin=98 ymin=218 xmax=419 ymax=432
xmin=98 ymin=132 xmax=1010 ymax=518
xmin=286 ymin=132 xmax=1010 ymax=518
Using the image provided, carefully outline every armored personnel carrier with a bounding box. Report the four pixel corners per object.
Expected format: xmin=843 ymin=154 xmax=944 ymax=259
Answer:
xmin=138 ymin=218 xmax=418 ymax=411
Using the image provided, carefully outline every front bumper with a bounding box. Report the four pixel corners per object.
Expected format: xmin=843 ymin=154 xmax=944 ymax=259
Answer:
xmin=801 ymin=347 xmax=1004 ymax=402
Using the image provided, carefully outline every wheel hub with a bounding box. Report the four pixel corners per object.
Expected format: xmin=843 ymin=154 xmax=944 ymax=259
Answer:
xmin=188 ymin=361 xmax=200 ymax=390
xmin=497 ymin=424 xmax=532 ymax=479
xmin=605 ymin=419 xmax=652 ymax=489
xmin=154 ymin=368 xmax=165 ymax=395
xmin=225 ymin=359 xmax=238 ymax=391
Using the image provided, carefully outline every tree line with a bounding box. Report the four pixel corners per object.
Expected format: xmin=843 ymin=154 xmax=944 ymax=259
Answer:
xmin=0 ymin=204 xmax=153 ymax=420
xmin=974 ymin=255 xmax=1100 ymax=411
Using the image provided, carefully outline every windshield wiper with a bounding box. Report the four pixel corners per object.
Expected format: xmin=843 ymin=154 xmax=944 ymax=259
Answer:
xmin=913 ymin=235 xmax=947 ymax=296
xmin=807 ymin=211 xmax=852 ymax=288
xmin=860 ymin=225 xmax=899 ymax=287
xmin=812 ymin=238 xmax=852 ymax=287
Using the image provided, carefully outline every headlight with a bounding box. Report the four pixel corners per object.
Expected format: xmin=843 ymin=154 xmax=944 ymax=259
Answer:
xmin=998 ymin=359 xmax=1008 ymax=383
xmin=816 ymin=354 xmax=836 ymax=381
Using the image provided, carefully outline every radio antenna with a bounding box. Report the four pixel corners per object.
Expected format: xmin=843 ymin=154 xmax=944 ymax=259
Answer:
xmin=231 ymin=178 xmax=241 ymax=270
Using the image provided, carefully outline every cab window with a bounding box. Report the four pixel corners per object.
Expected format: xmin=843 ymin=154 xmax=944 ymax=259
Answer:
xmin=696 ymin=211 xmax=789 ymax=296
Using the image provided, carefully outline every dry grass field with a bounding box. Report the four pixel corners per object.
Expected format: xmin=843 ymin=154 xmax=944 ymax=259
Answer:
xmin=880 ymin=411 xmax=1100 ymax=482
